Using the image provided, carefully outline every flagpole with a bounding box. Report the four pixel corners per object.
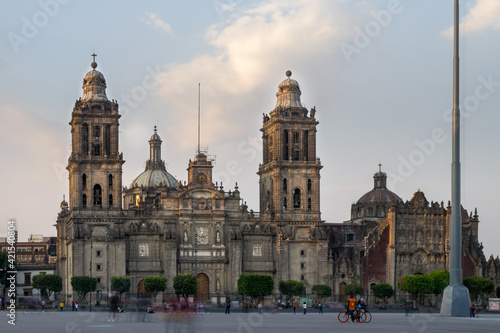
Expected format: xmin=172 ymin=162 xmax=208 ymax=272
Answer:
xmin=440 ymin=0 xmax=470 ymax=317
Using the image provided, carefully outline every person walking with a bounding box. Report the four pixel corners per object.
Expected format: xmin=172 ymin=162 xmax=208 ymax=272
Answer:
xmin=109 ymin=292 xmax=119 ymax=322
xmin=303 ymin=302 xmax=307 ymax=315
xmin=318 ymin=303 xmax=323 ymax=314
xmin=258 ymin=301 xmax=263 ymax=314
xmin=225 ymin=297 xmax=231 ymax=314
xmin=41 ymin=299 xmax=45 ymax=312
xmin=59 ymin=302 xmax=64 ymax=311
xmin=293 ymin=301 xmax=298 ymax=314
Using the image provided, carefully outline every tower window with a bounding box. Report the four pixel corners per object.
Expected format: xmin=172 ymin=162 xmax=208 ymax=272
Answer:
xmin=283 ymin=179 xmax=287 ymax=193
xmin=104 ymin=124 xmax=111 ymax=156
xmin=82 ymin=124 xmax=89 ymax=154
xmin=347 ymin=234 xmax=354 ymax=242
xmin=307 ymin=198 xmax=312 ymax=211
xmin=283 ymin=130 xmax=289 ymax=160
xmin=301 ymin=262 xmax=305 ymax=269
xmin=292 ymin=131 xmax=300 ymax=144
xmin=302 ymin=130 xmax=309 ymax=161
xmin=108 ymin=174 xmax=113 ymax=187
xmin=82 ymin=174 xmax=87 ymax=190
xmin=93 ymin=125 xmax=101 ymax=156
xmin=93 ymin=184 xmax=102 ymax=207
xmin=108 ymin=194 xmax=113 ymax=207
xmin=283 ymin=197 xmax=287 ymax=210
xmin=82 ymin=194 xmax=87 ymax=208
xmin=307 ymin=179 xmax=312 ymax=193
xmin=293 ymin=188 xmax=301 ymax=208
xmin=293 ymin=149 xmax=300 ymax=161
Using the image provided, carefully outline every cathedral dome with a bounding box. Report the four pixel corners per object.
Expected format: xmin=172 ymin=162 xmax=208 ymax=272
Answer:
xmin=275 ymin=70 xmax=303 ymax=109
xmin=356 ymin=166 xmax=401 ymax=205
xmin=130 ymin=169 xmax=177 ymax=188
xmin=356 ymin=187 xmax=401 ymax=205
xmin=130 ymin=127 xmax=177 ymax=189
xmin=81 ymin=56 xmax=108 ymax=102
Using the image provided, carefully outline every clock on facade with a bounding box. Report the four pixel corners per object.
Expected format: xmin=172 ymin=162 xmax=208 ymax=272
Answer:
xmin=197 ymin=173 xmax=208 ymax=184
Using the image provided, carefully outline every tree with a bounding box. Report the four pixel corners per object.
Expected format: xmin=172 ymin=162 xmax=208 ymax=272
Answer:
xmin=311 ymin=284 xmax=332 ymax=304
xmin=111 ymin=276 xmax=131 ymax=298
xmin=32 ymin=274 xmax=62 ymax=299
xmin=371 ymin=283 xmax=394 ymax=307
xmin=71 ymin=276 xmax=97 ymax=301
xmin=144 ymin=276 xmax=168 ymax=298
xmin=429 ymin=270 xmax=449 ymax=297
xmin=173 ymin=274 xmax=197 ymax=299
xmin=238 ymin=274 xmax=274 ymax=305
xmin=279 ymin=280 xmax=305 ymax=306
xmin=464 ymin=276 xmax=495 ymax=304
xmin=344 ymin=283 xmax=364 ymax=297
xmin=401 ymin=275 xmax=433 ymax=306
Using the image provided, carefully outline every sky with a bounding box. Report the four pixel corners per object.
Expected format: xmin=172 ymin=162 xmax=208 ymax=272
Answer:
xmin=1 ymin=0 xmax=499 ymax=258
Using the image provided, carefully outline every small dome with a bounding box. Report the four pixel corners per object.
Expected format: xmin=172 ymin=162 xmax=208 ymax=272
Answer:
xmin=275 ymin=70 xmax=303 ymax=109
xmin=150 ymin=126 xmax=161 ymax=141
xmin=131 ymin=169 xmax=177 ymax=189
xmin=81 ymin=55 xmax=108 ymax=102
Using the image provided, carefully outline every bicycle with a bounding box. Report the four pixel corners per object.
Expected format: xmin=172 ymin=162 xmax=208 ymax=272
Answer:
xmin=338 ymin=310 xmax=366 ymax=323
xmin=359 ymin=308 xmax=372 ymax=323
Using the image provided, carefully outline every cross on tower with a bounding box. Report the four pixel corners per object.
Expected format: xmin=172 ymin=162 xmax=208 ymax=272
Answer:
xmin=378 ymin=163 xmax=382 ymax=173
xmin=92 ymin=53 xmax=97 ymax=62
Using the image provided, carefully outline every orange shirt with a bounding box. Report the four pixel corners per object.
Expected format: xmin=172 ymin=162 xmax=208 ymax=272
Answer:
xmin=348 ymin=298 xmax=356 ymax=310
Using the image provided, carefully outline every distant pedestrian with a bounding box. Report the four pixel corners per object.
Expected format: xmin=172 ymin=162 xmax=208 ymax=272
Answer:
xmin=258 ymin=301 xmax=263 ymax=314
xmin=225 ymin=297 xmax=231 ymax=314
xmin=405 ymin=303 xmax=410 ymax=317
xmin=293 ymin=301 xmax=298 ymax=314
xmin=60 ymin=302 xmax=64 ymax=311
xmin=318 ymin=303 xmax=323 ymax=314
xmin=41 ymin=299 xmax=45 ymax=312
xmin=75 ymin=302 xmax=79 ymax=311
xmin=303 ymin=302 xmax=307 ymax=315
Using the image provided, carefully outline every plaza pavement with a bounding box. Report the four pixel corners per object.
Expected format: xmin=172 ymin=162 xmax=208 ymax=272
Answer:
xmin=1 ymin=309 xmax=499 ymax=333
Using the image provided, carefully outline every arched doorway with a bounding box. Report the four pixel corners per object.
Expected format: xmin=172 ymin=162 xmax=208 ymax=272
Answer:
xmin=137 ymin=279 xmax=151 ymax=298
xmin=197 ymin=273 xmax=209 ymax=301
xmin=339 ymin=282 xmax=347 ymax=303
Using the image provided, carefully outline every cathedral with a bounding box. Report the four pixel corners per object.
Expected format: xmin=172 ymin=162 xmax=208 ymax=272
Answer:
xmin=56 ymin=57 xmax=498 ymax=304
xmin=56 ymin=60 xmax=328 ymax=303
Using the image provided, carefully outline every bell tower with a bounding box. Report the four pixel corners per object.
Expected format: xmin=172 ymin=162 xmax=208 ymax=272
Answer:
xmin=67 ymin=54 xmax=124 ymax=210
xmin=258 ymin=70 xmax=322 ymax=221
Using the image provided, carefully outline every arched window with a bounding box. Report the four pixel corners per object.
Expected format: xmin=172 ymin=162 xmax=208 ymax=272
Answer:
xmin=307 ymin=179 xmax=312 ymax=193
xmin=283 ymin=179 xmax=288 ymax=193
xmin=108 ymin=174 xmax=113 ymax=188
xmin=307 ymin=198 xmax=312 ymax=211
xmin=82 ymin=174 xmax=87 ymax=190
xmin=283 ymin=197 xmax=287 ymax=210
xmin=93 ymin=184 xmax=102 ymax=207
xmin=82 ymin=194 xmax=87 ymax=208
xmin=108 ymin=194 xmax=113 ymax=206
xmin=293 ymin=188 xmax=301 ymax=208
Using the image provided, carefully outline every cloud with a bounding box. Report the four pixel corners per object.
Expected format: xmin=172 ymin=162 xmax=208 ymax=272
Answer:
xmin=441 ymin=0 xmax=500 ymax=39
xmin=151 ymin=0 xmax=353 ymax=151
xmin=143 ymin=12 xmax=173 ymax=35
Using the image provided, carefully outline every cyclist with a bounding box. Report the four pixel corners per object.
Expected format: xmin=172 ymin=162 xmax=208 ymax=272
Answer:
xmin=356 ymin=298 xmax=366 ymax=311
xmin=347 ymin=295 xmax=356 ymax=322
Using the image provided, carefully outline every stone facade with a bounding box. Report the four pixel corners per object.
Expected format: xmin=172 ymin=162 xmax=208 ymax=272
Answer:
xmin=326 ymin=169 xmax=498 ymax=302
xmin=56 ymin=61 xmax=328 ymax=303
